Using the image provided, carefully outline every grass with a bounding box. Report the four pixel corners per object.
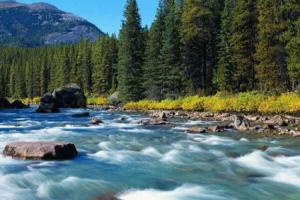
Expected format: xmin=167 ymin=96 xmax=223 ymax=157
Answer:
xmin=124 ymin=92 xmax=300 ymax=114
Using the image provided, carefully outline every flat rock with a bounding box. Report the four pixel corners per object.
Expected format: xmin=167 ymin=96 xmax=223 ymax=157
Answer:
xmin=3 ymin=141 xmax=78 ymax=160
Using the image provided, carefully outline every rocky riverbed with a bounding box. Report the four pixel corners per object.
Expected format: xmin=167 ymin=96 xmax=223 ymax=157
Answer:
xmin=0 ymin=106 xmax=300 ymax=199
xmin=89 ymin=105 xmax=300 ymax=137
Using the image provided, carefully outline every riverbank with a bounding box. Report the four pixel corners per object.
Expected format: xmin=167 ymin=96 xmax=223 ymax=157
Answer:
xmin=88 ymin=105 xmax=300 ymax=137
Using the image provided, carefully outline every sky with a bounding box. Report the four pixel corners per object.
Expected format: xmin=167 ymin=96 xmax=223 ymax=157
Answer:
xmin=18 ymin=0 xmax=158 ymax=34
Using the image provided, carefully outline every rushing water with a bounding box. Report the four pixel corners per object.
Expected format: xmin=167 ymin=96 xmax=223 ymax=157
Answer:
xmin=0 ymin=107 xmax=300 ymax=200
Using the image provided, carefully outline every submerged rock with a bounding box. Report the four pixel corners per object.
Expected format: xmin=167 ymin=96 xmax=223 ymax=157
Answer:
xmin=91 ymin=117 xmax=103 ymax=125
xmin=186 ymin=127 xmax=206 ymax=134
xmin=72 ymin=112 xmax=90 ymax=118
xmin=256 ymin=146 xmax=269 ymax=151
xmin=37 ymin=93 xmax=59 ymax=113
xmin=3 ymin=141 xmax=78 ymax=160
xmin=207 ymin=125 xmax=225 ymax=133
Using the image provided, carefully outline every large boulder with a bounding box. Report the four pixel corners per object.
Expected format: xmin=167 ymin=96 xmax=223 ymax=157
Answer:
xmin=37 ymin=93 xmax=59 ymax=113
xmin=233 ymin=115 xmax=251 ymax=131
xmin=108 ymin=91 xmax=120 ymax=106
xmin=3 ymin=141 xmax=78 ymax=160
xmin=37 ymin=84 xmax=87 ymax=113
xmin=0 ymin=98 xmax=12 ymax=109
xmin=52 ymin=84 xmax=86 ymax=108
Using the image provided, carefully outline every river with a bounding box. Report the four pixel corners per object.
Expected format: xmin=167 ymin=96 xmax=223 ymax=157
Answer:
xmin=0 ymin=107 xmax=300 ymax=200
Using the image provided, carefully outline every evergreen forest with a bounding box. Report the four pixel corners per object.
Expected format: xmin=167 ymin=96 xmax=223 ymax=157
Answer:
xmin=0 ymin=0 xmax=299 ymax=102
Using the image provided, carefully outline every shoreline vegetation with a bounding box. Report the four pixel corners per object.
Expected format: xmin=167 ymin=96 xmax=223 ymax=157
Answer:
xmin=10 ymin=91 xmax=300 ymax=115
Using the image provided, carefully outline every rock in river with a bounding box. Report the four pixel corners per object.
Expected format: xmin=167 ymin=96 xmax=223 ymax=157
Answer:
xmin=233 ymin=115 xmax=251 ymax=131
xmin=37 ymin=93 xmax=60 ymax=113
xmin=91 ymin=117 xmax=103 ymax=125
xmin=186 ymin=127 xmax=207 ymax=134
xmin=37 ymin=84 xmax=87 ymax=113
xmin=3 ymin=141 xmax=78 ymax=160
xmin=52 ymin=83 xmax=86 ymax=108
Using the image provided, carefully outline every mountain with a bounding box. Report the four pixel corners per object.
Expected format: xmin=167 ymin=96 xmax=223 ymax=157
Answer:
xmin=0 ymin=0 xmax=104 ymax=46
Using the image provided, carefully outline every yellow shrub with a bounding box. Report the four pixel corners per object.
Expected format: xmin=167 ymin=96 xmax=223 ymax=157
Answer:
xmin=181 ymin=96 xmax=204 ymax=111
xmin=124 ymin=92 xmax=300 ymax=114
xmin=87 ymin=97 xmax=108 ymax=105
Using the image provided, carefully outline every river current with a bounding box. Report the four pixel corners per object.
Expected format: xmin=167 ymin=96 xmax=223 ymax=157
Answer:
xmin=0 ymin=107 xmax=300 ymax=200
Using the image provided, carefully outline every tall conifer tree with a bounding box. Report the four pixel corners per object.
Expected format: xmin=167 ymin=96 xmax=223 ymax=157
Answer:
xmin=256 ymin=0 xmax=288 ymax=92
xmin=118 ymin=0 xmax=145 ymax=102
xmin=230 ymin=0 xmax=257 ymax=91
xmin=214 ymin=0 xmax=235 ymax=92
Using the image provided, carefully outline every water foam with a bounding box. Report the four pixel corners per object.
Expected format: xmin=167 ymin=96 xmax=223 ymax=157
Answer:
xmin=118 ymin=184 xmax=228 ymax=200
xmin=235 ymin=150 xmax=300 ymax=187
xmin=37 ymin=176 xmax=104 ymax=199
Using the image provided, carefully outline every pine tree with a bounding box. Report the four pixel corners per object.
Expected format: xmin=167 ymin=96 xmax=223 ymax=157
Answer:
xmin=40 ymin=51 xmax=49 ymax=95
xmin=256 ymin=0 xmax=288 ymax=92
xmin=25 ymin=61 xmax=34 ymax=98
xmin=143 ymin=0 xmax=167 ymax=100
xmin=286 ymin=18 xmax=300 ymax=90
xmin=92 ymin=36 xmax=112 ymax=95
xmin=181 ymin=0 xmax=221 ymax=94
xmin=230 ymin=0 xmax=257 ymax=91
xmin=214 ymin=0 xmax=235 ymax=92
xmin=0 ymin=64 xmax=5 ymax=98
xmin=118 ymin=0 xmax=145 ymax=102
xmin=160 ymin=0 xmax=182 ymax=98
xmin=283 ymin=0 xmax=300 ymax=90
xmin=108 ymin=35 xmax=118 ymax=93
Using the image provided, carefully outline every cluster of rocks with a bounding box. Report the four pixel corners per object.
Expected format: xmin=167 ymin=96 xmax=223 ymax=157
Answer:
xmin=146 ymin=110 xmax=300 ymax=137
xmin=0 ymin=98 xmax=29 ymax=109
xmin=37 ymin=83 xmax=86 ymax=113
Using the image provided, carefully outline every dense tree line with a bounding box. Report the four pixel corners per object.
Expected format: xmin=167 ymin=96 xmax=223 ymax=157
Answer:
xmin=0 ymin=0 xmax=299 ymax=101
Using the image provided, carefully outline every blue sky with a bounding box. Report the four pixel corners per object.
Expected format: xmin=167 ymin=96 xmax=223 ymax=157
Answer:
xmin=18 ymin=0 xmax=158 ymax=34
